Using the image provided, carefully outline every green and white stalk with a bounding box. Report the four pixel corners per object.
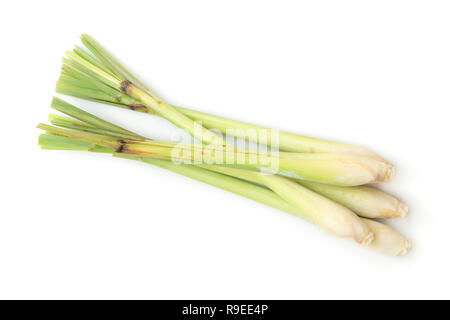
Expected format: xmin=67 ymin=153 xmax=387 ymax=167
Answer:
xmin=37 ymin=133 xmax=372 ymax=245
xmin=59 ymin=36 xmax=393 ymax=185
xmin=58 ymin=34 xmax=384 ymax=159
xmin=195 ymin=164 xmax=406 ymax=219
xmin=35 ymin=34 xmax=409 ymax=254
xmin=55 ymin=55 xmax=403 ymax=214
xmin=46 ymin=110 xmax=406 ymax=219
xmin=38 ymin=99 xmax=374 ymax=245
xmin=46 ymin=113 xmax=407 ymax=218
xmin=47 ymin=98 xmax=392 ymax=186
xmin=57 ymin=75 xmax=381 ymax=157
xmin=295 ymin=181 xmax=408 ymax=219
xmin=56 ymin=78 xmax=395 ymax=185
xmin=38 ymin=133 xmax=409 ymax=255
xmin=38 ymin=120 xmax=389 ymax=188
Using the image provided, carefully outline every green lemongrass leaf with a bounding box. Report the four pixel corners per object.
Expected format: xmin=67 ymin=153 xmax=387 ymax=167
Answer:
xmin=39 ymin=133 xmax=114 ymax=153
xmin=81 ymin=34 xmax=159 ymax=99
xmin=61 ymin=65 xmax=114 ymax=93
xmin=62 ymin=56 xmax=116 ymax=90
xmin=49 ymin=116 xmax=143 ymax=141
xmin=48 ymin=113 xmax=95 ymax=128
xmin=73 ymin=46 xmax=112 ymax=76
xmin=59 ymin=72 xmax=97 ymax=90
xmin=51 ymin=97 xmax=144 ymax=139
xmin=61 ymin=64 xmax=108 ymax=90
xmin=56 ymin=80 xmax=150 ymax=113
xmin=64 ymin=51 xmax=120 ymax=89
xmin=39 ymin=133 xmax=93 ymax=151
xmin=37 ymin=123 xmax=120 ymax=150
xmin=58 ymin=66 xmax=144 ymax=107
xmin=80 ymin=34 xmax=125 ymax=81
xmin=56 ymin=82 xmax=120 ymax=103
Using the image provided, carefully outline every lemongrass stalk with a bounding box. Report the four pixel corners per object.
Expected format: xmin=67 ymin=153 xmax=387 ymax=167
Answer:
xmin=59 ymin=36 xmax=390 ymax=224
xmin=197 ymin=164 xmax=374 ymax=244
xmin=194 ymin=164 xmax=405 ymax=219
xmin=39 ymin=132 xmax=410 ymax=255
xmin=272 ymin=152 xmax=392 ymax=185
xmin=42 ymin=134 xmax=410 ymax=255
xmin=38 ymin=133 xmax=372 ymax=246
xmin=297 ymin=181 xmax=408 ymax=219
xmin=61 ymin=34 xmax=383 ymax=159
xmin=40 ymin=117 xmax=391 ymax=186
xmin=131 ymin=157 xmax=408 ymax=254
xmin=46 ymin=113 xmax=402 ymax=218
xmin=45 ymin=114 xmax=398 ymax=200
xmin=57 ymin=69 xmax=381 ymax=158
xmin=360 ymin=219 xmax=410 ymax=256
xmin=47 ymin=98 xmax=391 ymax=186
xmin=39 ymin=103 xmax=374 ymax=244
xmin=37 ymin=133 xmax=292 ymax=214
xmin=175 ymin=107 xmax=383 ymax=157
xmin=40 ymin=134 xmax=410 ymax=255
xmin=56 ymin=76 xmax=382 ymax=159
xmin=52 ymin=96 xmax=392 ymax=186
xmin=258 ymin=174 xmax=373 ymax=244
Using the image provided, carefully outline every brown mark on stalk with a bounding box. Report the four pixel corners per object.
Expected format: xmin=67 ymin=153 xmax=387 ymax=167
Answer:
xmin=120 ymin=80 xmax=133 ymax=94
xmin=115 ymin=145 xmax=125 ymax=153
xmin=115 ymin=140 xmax=127 ymax=153
xmin=129 ymin=104 xmax=148 ymax=112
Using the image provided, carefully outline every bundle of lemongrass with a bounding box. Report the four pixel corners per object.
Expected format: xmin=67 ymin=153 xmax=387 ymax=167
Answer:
xmin=37 ymin=34 xmax=410 ymax=256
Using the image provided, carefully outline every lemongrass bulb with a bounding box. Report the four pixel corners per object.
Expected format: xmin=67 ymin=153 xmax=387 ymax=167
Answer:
xmin=259 ymin=174 xmax=374 ymax=245
xmin=298 ymin=182 xmax=408 ymax=219
xmin=362 ymin=219 xmax=410 ymax=256
xmin=278 ymin=153 xmax=394 ymax=186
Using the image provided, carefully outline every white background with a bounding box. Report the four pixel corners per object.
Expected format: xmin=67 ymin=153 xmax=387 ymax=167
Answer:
xmin=1 ymin=0 xmax=449 ymax=299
